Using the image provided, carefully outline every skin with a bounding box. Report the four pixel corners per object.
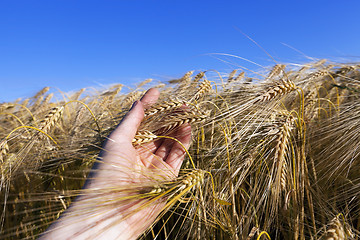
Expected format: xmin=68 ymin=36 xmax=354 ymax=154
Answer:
xmin=41 ymin=88 xmax=191 ymax=239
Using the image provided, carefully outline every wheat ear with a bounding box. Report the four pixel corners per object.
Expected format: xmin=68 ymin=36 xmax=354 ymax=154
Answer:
xmin=227 ymin=70 xmax=238 ymax=82
xmin=71 ymin=88 xmax=86 ymax=100
xmin=170 ymin=70 xmax=194 ymax=84
xmin=144 ymin=99 xmax=185 ymax=117
xmin=123 ymin=91 xmax=143 ymax=107
xmin=38 ymin=107 xmax=64 ymax=133
xmin=306 ymin=69 xmax=330 ymax=81
xmin=160 ymin=111 xmax=208 ymax=132
xmin=137 ymin=78 xmax=153 ymax=88
xmin=274 ymin=116 xmax=293 ymax=191
xmin=178 ymin=169 xmax=204 ymax=191
xmin=266 ymin=64 xmax=286 ymax=80
xmin=148 ymin=169 xmax=205 ymax=196
xmin=132 ymin=130 xmax=158 ymax=145
xmin=0 ymin=140 xmax=9 ymax=163
xmin=192 ymin=79 xmax=212 ymax=102
xmin=192 ymin=71 xmax=205 ymax=83
xmin=32 ymin=86 xmax=50 ymax=100
xmin=323 ymin=216 xmax=354 ymax=240
xmin=234 ymin=71 xmax=245 ymax=82
xmin=42 ymin=93 xmax=54 ymax=105
xmin=256 ymin=80 xmax=297 ymax=103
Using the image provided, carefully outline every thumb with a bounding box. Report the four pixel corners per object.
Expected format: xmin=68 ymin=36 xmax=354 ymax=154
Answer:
xmin=109 ymin=101 xmax=144 ymax=143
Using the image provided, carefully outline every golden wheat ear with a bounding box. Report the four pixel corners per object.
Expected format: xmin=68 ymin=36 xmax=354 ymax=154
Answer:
xmin=38 ymin=107 xmax=64 ymax=133
xmin=144 ymin=99 xmax=185 ymax=117
xmin=322 ymin=216 xmax=355 ymax=240
xmin=0 ymin=140 xmax=9 ymax=163
xmin=255 ymin=79 xmax=297 ymax=103
xmin=132 ymin=130 xmax=158 ymax=145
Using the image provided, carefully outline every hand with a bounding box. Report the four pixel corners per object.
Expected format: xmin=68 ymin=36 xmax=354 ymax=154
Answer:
xmin=41 ymin=88 xmax=192 ymax=240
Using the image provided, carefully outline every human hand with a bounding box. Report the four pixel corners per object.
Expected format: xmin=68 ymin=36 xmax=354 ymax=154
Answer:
xmin=41 ymin=88 xmax=192 ymax=240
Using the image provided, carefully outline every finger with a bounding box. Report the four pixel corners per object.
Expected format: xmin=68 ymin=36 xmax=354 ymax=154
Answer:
xmin=109 ymin=100 xmax=145 ymax=142
xmin=109 ymin=88 xmax=160 ymax=143
xmin=165 ymin=125 xmax=192 ymax=174
xmin=136 ymin=138 xmax=164 ymax=155
xmin=140 ymin=88 xmax=160 ymax=108
xmin=153 ymin=138 xmax=175 ymax=163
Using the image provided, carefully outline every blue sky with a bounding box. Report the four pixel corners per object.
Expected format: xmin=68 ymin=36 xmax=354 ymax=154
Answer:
xmin=1 ymin=0 xmax=360 ymax=102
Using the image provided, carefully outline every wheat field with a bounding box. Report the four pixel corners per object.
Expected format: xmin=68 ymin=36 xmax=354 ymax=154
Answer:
xmin=0 ymin=60 xmax=360 ymax=239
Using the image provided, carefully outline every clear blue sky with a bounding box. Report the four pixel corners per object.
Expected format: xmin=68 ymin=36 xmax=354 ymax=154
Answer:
xmin=1 ymin=0 xmax=360 ymax=102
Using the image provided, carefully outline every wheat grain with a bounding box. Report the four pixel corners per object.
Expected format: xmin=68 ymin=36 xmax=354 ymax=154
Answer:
xmin=335 ymin=66 xmax=356 ymax=76
xmin=150 ymin=169 xmax=205 ymax=195
xmin=0 ymin=103 xmax=15 ymax=113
